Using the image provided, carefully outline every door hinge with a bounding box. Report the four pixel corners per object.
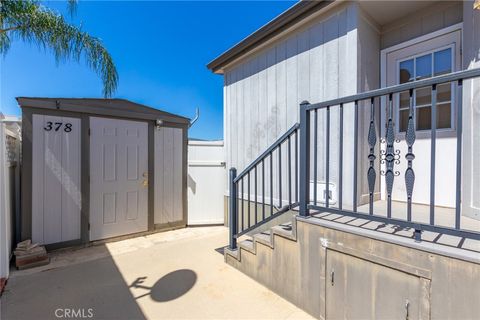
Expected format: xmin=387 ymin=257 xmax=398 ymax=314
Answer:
xmin=330 ymin=269 xmax=335 ymax=286
xmin=88 ymin=223 xmax=90 ymax=231
xmin=88 ymin=128 xmax=91 ymax=136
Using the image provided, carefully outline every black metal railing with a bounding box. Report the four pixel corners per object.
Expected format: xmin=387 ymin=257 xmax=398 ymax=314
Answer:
xmin=299 ymin=67 xmax=480 ymax=242
xmin=229 ymin=123 xmax=300 ymax=249
xmin=229 ymin=68 xmax=480 ymax=250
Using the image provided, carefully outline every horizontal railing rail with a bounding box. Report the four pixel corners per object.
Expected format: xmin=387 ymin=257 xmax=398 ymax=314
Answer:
xmin=234 ymin=123 xmax=300 ymax=183
xmin=229 ymin=123 xmax=300 ymax=249
xmin=305 ymin=68 xmax=480 ymax=111
xmin=299 ymin=67 xmax=480 ymax=242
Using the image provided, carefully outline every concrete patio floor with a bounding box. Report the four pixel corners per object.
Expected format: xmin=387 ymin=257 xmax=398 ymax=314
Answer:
xmin=1 ymin=226 xmax=314 ymax=320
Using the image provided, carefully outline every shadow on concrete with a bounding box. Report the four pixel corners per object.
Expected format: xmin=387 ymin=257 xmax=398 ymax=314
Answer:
xmin=130 ymin=269 xmax=197 ymax=302
xmin=214 ymin=246 xmax=226 ymax=256
xmin=312 ymin=211 xmax=480 ymax=253
xmin=1 ymin=251 xmax=146 ymax=320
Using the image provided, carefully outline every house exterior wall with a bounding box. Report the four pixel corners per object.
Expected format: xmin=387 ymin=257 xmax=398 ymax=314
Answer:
xmin=462 ymin=1 xmax=480 ymax=220
xmin=222 ymin=1 xmax=478 ymax=217
xmin=224 ymin=2 xmax=359 ymax=206
xmin=357 ymin=8 xmax=381 ymax=205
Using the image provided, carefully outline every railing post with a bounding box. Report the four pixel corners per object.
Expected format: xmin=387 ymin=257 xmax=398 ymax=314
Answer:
xmin=299 ymin=101 xmax=311 ymax=217
xmin=229 ymin=168 xmax=238 ymax=250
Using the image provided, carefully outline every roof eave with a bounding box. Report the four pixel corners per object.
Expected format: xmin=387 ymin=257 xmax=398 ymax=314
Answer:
xmin=16 ymin=97 xmax=191 ymax=125
xmin=207 ymin=0 xmax=331 ymax=74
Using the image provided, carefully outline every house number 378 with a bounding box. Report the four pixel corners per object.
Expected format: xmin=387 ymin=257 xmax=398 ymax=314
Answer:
xmin=44 ymin=122 xmax=73 ymax=132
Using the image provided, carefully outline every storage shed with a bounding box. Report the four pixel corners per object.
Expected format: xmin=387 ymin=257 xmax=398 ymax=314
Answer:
xmin=18 ymin=98 xmax=189 ymax=248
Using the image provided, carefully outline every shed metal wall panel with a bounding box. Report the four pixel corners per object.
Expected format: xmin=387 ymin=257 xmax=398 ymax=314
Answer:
xmin=32 ymin=114 xmax=81 ymax=245
xmin=154 ymin=127 xmax=184 ymax=225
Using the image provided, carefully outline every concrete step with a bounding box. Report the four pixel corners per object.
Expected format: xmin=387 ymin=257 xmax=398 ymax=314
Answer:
xmin=253 ymin=231 xmax=273 ymax=248
xmin=226 ymin=215 xmax=298 ymax=263
xmin=238 ymin=238 xmax=255 ymax=253
xmin=271 ymin=221 xmax=296 ymax=241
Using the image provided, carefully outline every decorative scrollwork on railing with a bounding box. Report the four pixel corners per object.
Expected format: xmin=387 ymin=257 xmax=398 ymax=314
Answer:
xmin=405 ymin=89 xmax=416 ymax=204
xmin=381 ymin=96 xmax=400 ymax=199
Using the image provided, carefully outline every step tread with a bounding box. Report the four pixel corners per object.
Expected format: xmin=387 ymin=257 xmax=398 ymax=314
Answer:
xmin=254 ymin=231 xmax=273 ymax=247
xmin=272 ymin=222 xmax=295 ymax=240
xmin=224 ymin=247 xmax=239 ymax=259
xmin=238 ymin=239 xmax=255 ymax=252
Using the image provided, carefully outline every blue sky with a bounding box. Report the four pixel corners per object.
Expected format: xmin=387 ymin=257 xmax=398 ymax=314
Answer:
xmin=0 ymin=1 xmax=295 ymax=140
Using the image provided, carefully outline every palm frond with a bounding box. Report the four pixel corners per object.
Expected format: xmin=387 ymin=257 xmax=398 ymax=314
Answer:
xmin=0 ymin=0 xmax=118 ymax=97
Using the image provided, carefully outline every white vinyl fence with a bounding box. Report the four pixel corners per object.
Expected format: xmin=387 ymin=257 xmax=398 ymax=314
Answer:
xmin=0 ymin=115 xmax=21 ymax=280
xmin=187 ymin=140 xmax=225 ymax=225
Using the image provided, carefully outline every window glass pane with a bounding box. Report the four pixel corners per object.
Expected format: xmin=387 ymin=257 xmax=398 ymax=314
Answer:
xmin=434 ymin=48 xmax=452 ymax=76
xmin=416 ymin=54 xmax=432 ymax=79
xmin=399 ymin=109 xmax=409 ymax=132
xmin=437 ymin=83 xmax=451 ymax=103
xmin=416 ymin=106 xmax=431 ymax=131
xmin=399 ymin=91 xmax=410 ymax=109
xmin=399 ymin=59 xmax=414 ymax=83
xmin=416 ymin=87 xmax=432 ymax=106
xmin=437 ymin=103 xmax=451 ymax=129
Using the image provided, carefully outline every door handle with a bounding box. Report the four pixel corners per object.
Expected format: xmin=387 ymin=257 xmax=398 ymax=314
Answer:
xmin=142 ymin=172 xmax=148 ymax=187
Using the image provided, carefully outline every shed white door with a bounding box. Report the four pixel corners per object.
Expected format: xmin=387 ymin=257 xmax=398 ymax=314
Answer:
xmin=89 ymin=117 xmax=148 ymax=241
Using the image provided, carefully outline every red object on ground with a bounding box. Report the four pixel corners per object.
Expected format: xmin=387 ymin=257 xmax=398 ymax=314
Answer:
xmin=0 ymin=277 xmax=7 ymax=296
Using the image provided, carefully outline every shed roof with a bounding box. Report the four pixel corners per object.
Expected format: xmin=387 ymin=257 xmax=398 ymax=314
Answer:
xmin=16 ymin=97 xmax=190 ymax=125
xmin=207 ymin=0 xmax=330 ymax=74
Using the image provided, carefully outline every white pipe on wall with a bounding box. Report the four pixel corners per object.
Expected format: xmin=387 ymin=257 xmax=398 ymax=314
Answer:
xmin=0 ymin=116 xmax=10 ymax=280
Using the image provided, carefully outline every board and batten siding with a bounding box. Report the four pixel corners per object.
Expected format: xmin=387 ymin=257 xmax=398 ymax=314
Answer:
xmin=224 ymin=3 xmax=359 ymax=207
xmin=462 ymin=1 xmax=480 ymax=220
xmin=31 ymin=114 xmax=81 ymax=245
xmin=154 ymin=126 xmax=184 ymax=225
xmin=357 ymin=8 xmax=381 ymax=204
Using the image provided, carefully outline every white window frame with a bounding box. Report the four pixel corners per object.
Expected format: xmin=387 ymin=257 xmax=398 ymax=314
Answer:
xmin=395 ymin=43 xmax=456 ymax=133
xmin=380 ymin=23 xmax=463 ymax=137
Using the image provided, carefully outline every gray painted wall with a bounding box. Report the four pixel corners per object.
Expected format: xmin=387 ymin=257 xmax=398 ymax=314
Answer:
xmin=357 ymin=8 xmax=381 ymax=204
xmin=224 ymin=2 xmax=359 ymax=207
